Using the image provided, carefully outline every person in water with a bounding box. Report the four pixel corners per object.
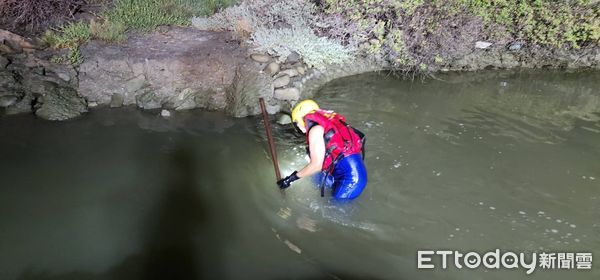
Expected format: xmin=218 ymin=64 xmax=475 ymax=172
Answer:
xmin=277 ymin=99 xmax=368 ymax=199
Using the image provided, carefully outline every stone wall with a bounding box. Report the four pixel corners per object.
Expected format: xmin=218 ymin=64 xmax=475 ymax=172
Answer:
xmin=1 ymin=29 xmax=88 ymax=120
xmin=0 ymin=27 xmax=598 ymax=121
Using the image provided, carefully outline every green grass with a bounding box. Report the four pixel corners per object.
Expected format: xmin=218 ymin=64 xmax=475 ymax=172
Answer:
xmin=42 ymin=22 xmax=91 ymax=49
xmin=457 ymin=0 xmax=600 ymax=49
xmin=42 ymin=0 xmax=235 ymax=64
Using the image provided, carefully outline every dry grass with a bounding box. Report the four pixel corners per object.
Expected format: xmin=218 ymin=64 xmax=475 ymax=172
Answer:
xmin=0 ymin=0 xmax=85 ymax=31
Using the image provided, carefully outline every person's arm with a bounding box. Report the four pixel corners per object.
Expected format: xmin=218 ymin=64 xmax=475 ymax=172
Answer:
xmin=277 ymin=125 xmax=325 ymax=189
xmin=297 ymin=125 xmax=325 ymax=178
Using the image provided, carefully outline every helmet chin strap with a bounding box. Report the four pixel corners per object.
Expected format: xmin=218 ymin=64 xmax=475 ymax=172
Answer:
xmin=292 ymin=122 xmax=305 ymax=134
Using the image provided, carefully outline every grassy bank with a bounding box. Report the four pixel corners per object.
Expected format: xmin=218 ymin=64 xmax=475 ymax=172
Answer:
xmin=317 ymin=0 xmax=599 ymax=69
xmin=39 ymin=0 xmax=234 ymax=64
xmin=189 ymin=0 xmax=598 ymax=71
xmin=5 ymin=0 xmax=598 ymax=69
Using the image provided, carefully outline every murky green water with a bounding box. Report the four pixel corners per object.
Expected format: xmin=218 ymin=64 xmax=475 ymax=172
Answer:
xmin=1 ymin=71 xmax=599 ymax=280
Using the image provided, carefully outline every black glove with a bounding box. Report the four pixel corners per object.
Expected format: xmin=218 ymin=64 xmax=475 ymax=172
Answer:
xmin=277 ymin=171 xmax=300 ymax=189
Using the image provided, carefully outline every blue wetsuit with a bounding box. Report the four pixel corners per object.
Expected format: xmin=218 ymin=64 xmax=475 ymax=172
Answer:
xmin=315 ymin=153 xmax=368 ymax=200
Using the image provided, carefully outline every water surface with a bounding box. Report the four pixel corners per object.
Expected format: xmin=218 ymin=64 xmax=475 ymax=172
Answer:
xmin=0 ymin=70 xmax=599 ymax=279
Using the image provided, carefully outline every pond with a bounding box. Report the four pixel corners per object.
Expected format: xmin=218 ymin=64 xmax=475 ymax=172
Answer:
xmin=0 ymin=70 xmax=599 ymax=280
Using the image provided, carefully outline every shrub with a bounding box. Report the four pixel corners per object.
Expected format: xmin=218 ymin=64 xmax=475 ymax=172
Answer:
xmin=193 ymin=0 xmax=351 ymax=68
xmin=315 ymin=0 xmax=420 ymax=67
xmin=106 ymin=0 xmax=204 ymax=31
xmin=459 ymin=0 xmax=600 ymax=49
xmin=192 ymin=0 xmax=317 ymax=32
xmin=0 ymin=0 xmax=85 ymax=30
xmin=315 ymin=0 xmax=599 ymax=71
xmin=251 ymin=27 xmax=351 ymax=68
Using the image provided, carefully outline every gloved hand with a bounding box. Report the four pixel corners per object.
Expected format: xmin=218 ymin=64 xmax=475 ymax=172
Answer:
xmin=277 ymin=171 xmax=300 ymax=189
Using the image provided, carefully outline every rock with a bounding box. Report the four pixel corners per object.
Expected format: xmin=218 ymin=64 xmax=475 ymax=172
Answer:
xmin=0 ymin=56 xmax=8 ymax=68
xmin=88 ymin=101 xmax=98 ymax=107
xmin=4 ymin=39 xmax=23 ymax=53
xmin=296 ymin=66 xmax=305 ymax=75
xmin=273 ymin=75 xmax=290 ymax=88
xmin=369 ymin=39 xmax=380 ymax=45
xmin=125 ymin=75 xmax=147 ymax=93
xmin=0 ymin=71 xmax=17 ymax=91
xmin=0 ymin=29 xmax=39 ymax=50
xmin=110 ymin=93 xmax=124 ymax=108
xmin=264 ymin=62 xmax=280 ymax=76
xmin=31 ymin=66 xmax=44 ymax=76
xmin=251 ymin=53 xmax=270 ymax=63
xmin=34 ymin=82 xmax=87 ymax=121
xmin=0 ymin=43 xmax=15 ymax=54
xmin=172 ymin=88 xmax=197 ymax=110
xmin=475 ymin=41 xmax=493 ymax=49
xmin=500 ymin=53 xmax=519 ymax=68
xmin=208 ymin=88 xmax=227 ymax=110
xmin=79 ymin=28 xmax=247 ymax=109
xmin=226 ymin=62 xmax=274 ymax=117
xmin=274 ymin=88 xmax=300 ymax=101
xmin=0 ymin=95 xmax=18 ymax=107
xmin=279 ymin=68 xmax=299 ymax=78
xmin=27 ymin=78 xmax=48 ymax=95
xmin=5 ymin=93 xmax=33 ymax=115
xmin=276 ymin=114 xmax=292 ymax=125
xmin=56 ymin=72 xmax=71 ymax=82
xmin=285 ymin=51 xmax=301 ymax=64
xmin=136 ymin=90 xmax=162 ymax=110
xmin=161 ymin=109 xmax=171 ymax=118
xmin=509 ymin=42 xmax=523 ymax=51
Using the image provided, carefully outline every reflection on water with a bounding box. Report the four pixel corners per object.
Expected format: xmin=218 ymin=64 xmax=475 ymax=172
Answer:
xmin=0 ymin=70 xmax=599 ymax=280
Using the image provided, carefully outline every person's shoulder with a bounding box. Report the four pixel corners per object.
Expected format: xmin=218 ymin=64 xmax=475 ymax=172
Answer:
xmin=308 ymin=124 xmax=324 ymax=135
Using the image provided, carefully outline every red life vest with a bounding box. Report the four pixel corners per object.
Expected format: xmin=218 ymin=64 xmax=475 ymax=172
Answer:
xmin=304 ymin=109 xmax=363 ymax=171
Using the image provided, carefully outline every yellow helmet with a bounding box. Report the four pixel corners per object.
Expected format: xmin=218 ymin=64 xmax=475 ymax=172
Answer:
xmin=291 ymin=99 xmax=319 ymax=130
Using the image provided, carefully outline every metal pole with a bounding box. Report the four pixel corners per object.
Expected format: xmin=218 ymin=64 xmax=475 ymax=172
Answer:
xmin=259 ymin=98 xmax=282 ymax=181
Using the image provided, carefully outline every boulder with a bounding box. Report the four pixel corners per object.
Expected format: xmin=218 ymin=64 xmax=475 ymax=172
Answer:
xmin=274 ymin=88 xmax=300 ymax=101
xmin=264 ymin=62 xmax=280 ymax=76
xmin=0 ymin=95 xmax=18 ymax=107
xmin=34 ymin=82 xmax=87 ymax=121
xmin=110 ymin=93 xmax=124 ymax=108
xmin=0 ymin=71 xmax=17 ymax=95
xmin=5 ymin=92 xmax=33 ymax=115
xmin=251 ymin=53 xmax=270 ymax=63
xmin=171 ymin=88 xmax=197 ymax=110
xmin=125 ymin=75 xmax=147 ymax=93
xmin=136 ymin=90 xmax=162 ymax=110
xmin=0 ymin=43 xmax=15 ymax=54
xmin=276 ymin=113 xmax=292 ymax=125
xmin=4 ymin=39 xmax=22 ymax=53
xmin=273 ymin=75 xmax=290 ymax=88
xmin=0 ymin=56 xmax=8 ymax=69
xmin=0 ymin=29 xmax=39 ymax=50
xmin=279 ymin=68 xmax=299 ymax=78
xmin=285 ymin=51 xmax=301 ymax=64
xmin=161 ymin=109 xmax=171 ymax=118
xmin=509 ymin=42 xmax=523 ymax=51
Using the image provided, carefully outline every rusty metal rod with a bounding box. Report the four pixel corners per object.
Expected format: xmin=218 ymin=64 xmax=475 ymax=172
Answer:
xmin=259 ymin=98 xmax=282 ymax=181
